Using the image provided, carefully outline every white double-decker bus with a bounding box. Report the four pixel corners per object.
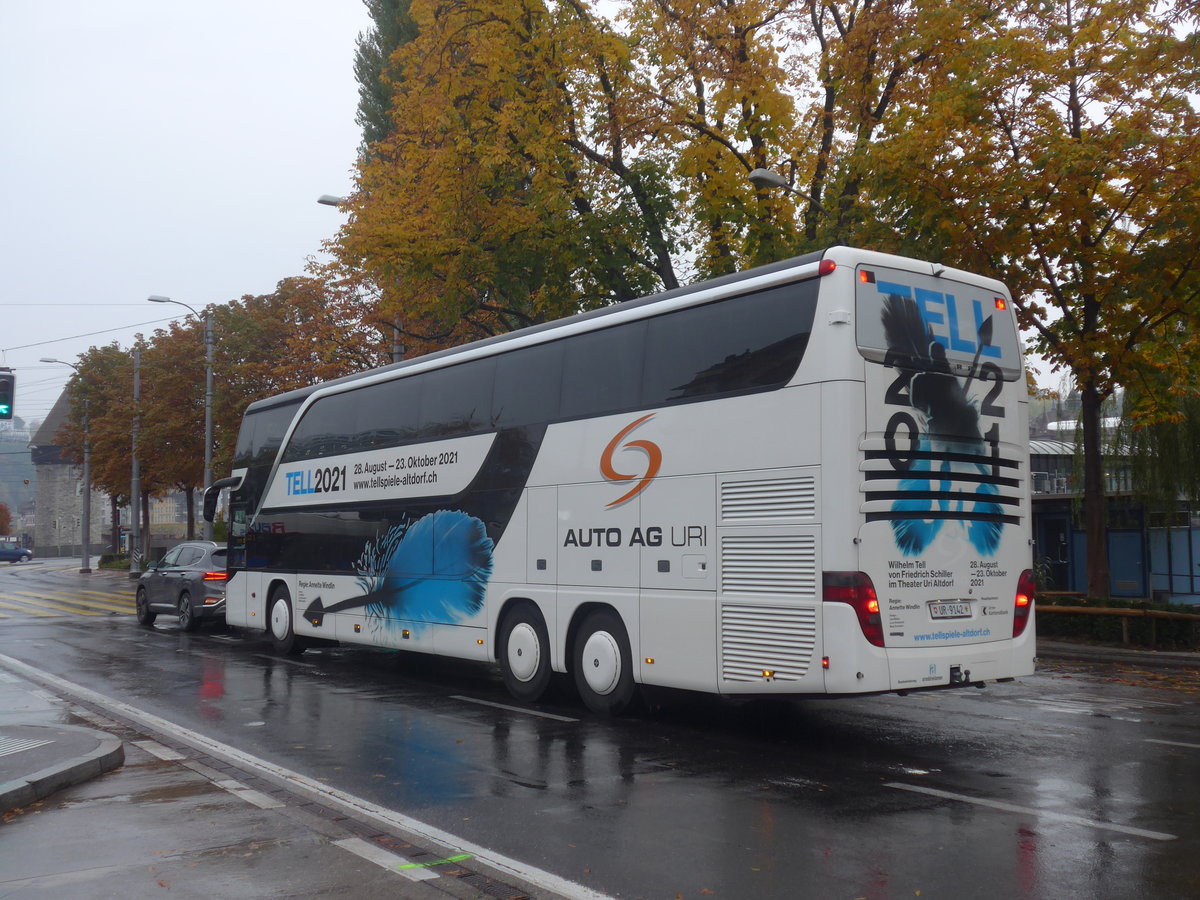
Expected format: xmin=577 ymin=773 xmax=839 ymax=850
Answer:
xmin=205 ymin=246 xmax=1034 ymax=713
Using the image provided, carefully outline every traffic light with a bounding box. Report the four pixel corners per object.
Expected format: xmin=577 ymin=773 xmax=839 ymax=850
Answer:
xmin=0 ymin=370 xmax=13 ymax=419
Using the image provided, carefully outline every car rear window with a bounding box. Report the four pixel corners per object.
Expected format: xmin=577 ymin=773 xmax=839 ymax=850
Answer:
xmin=211 ymin=549 xmax=227 ymax=568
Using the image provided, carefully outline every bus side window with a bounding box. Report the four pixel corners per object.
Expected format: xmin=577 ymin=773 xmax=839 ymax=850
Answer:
xmin=419 ymin=357 xmax=496 ymax=437
xmin=493 ymin=342 xmax=564 ymax=428
xmin=561 ymin=321 xmax=646 ymax=420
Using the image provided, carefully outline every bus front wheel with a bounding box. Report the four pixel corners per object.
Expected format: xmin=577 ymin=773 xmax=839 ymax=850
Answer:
xmin=269 ymin=587 xmax=306 ymax=655
xmin=499 ymin=603 xmax=551 ymax=703
xmin=573 ymin=609 xmax=634 ymax=716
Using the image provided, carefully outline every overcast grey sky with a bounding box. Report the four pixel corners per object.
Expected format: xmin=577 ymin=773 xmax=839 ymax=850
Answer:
xmin=1 ymin=1 xmax=372 ymax=424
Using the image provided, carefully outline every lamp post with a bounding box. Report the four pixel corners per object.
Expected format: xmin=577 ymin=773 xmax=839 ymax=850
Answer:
xmin=131 ymin=343 xmax=141 ymax=575
xmin=40 ymin=358 xmax=91 ymax=573
xmin=148 ymin=295 xmax=214 ymax=540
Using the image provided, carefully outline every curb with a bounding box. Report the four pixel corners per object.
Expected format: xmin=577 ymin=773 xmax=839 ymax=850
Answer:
xmin=1037 ymin=640 xmax=1199 ymax=670
xmin=0 ymin=724 xmax=125 ymax=813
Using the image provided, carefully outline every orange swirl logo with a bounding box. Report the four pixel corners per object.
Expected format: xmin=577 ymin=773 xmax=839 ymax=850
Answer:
xmin=600 ymin=414 xmax=662 ymax=508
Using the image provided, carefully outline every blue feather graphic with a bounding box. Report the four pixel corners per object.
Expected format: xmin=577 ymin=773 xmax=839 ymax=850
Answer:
xmin=879 ymin=292 xmax=1007 ymax=557
xmin=356 ymin=510 xmax=494 ymax=629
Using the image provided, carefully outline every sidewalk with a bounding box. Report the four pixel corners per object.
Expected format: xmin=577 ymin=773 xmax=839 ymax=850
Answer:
xmin=0 ymin=665 xmax=558 ymax=899
xmin=0 ymin=671 xmax=125 ymax=812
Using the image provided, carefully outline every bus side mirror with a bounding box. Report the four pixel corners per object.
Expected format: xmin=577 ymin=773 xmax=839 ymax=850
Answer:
xmin=204 ymin=476 xmax=242 ymax=523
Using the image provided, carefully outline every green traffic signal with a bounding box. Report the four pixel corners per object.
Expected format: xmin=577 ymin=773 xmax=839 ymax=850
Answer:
xmin=0 ymin=371 xmax=14 ymax=419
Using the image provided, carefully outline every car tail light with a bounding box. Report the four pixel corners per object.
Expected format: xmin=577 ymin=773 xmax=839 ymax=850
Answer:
xmin=202 ymin=571 xmax=228 ymax=583
xmin=1013 ymin=569 xmax=1035 ymax=637
xmin=824 ymin=571 xmax=884 ymax=647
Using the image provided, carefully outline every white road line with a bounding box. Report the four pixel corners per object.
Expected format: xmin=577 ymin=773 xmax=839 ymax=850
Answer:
xmin=132 ymin=739 xmax=186 ymax=761
xmin=251 ymin=653 xmax=320 ymax=668
xmin=885 ymin=782 xmax=1177 ymax=842
xmin=333 ymin=837 xmax=440 ymax=882
xmin=214 ymin=778 xmax=286 ymax=809
xmin=1144 ymin=738 xmax=1200 ymax=750
xmin=0 ymin=653 xmax=611 ymax=900
xmin=451 ymin=694 xmax=579 ymax=722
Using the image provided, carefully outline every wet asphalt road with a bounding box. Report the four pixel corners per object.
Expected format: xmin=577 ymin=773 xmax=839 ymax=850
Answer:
xmin=1 ymin=563 xmax=1197 ymax=899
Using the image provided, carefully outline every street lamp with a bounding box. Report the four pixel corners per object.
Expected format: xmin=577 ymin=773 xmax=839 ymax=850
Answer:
xmin=40 ymin=358 xmax=91 ymax=573
xmin=748 ymin=167 xmax=826 ymax=212
xmin=317 ymin=194 xmax=347 ymax=207
xmin=147 ymin=295 xmax=215 ymax=540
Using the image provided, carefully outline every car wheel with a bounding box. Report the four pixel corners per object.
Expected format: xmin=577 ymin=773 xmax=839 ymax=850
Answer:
xmin=178 ymin=591 xmax=200 ymax=632
xmin=572 ymin=609 xmax=635 ymax=716
xmin=135 ymin=587 xmax=156 ymax=626
xmin=499 ymin=603 xmax=552 ymax=703
xmin=269 ymin=586 xmax=306 ymax=655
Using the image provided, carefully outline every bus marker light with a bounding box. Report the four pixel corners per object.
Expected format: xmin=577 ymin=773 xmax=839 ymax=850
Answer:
xmin=354 ymin=624 xmax=362 ymax=634
xmin=995 ymin=297 xmax=1008 ymax=310
xmin=402 ymin=629 xmax=411 ymax=640
xmin=820 ymin=259 xmax=838 ymax=276
xmin=858 ymin=268 xmax=874 ymax=283
xmin=821 ymin=656 xmax=830 ymax=669
xmin=477 ymin=639 xmax=485 ymax=645
xmin=645 ymin=657 xmax=655 ymax=665
xmin=761 ymin=669 xmax=775 ymax=679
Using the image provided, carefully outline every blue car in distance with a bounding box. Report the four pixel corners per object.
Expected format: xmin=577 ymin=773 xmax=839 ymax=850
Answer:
xmin=0 ymin=543 xmax=32 ymax=564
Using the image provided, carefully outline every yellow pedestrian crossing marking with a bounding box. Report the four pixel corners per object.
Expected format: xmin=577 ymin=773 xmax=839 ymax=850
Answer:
xmin=0 ymin=599 xmax=59 ymax=617
xmin=13 ymin=590 xmax=133 ymax=613
xmin=0 ymin=586 xmax=135 ymax=618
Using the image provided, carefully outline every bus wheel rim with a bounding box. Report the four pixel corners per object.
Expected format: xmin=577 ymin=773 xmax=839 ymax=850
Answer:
xmin=270 ymin=600 xmax=290 ymax=640
xmin=581 ymin=631 xmax=621 ymax=695
xmin=507 ymin=622 xmax=541 ymax=682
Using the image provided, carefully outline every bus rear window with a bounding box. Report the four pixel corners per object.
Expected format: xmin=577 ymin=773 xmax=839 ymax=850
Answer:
xmin=855 ymin=266 xmax=1021 ymax=380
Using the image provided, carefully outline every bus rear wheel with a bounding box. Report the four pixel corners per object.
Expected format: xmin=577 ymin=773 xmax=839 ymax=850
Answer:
xmin=269 ymin=586 xmax=306 ymax=655
xmin=499 ymin=603 xmax=551 ymax=703
xmin=573 ymin=609 xmax=635 ymax=716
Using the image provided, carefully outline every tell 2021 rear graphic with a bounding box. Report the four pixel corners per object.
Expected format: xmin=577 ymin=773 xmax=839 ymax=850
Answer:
xmin=205 ymin=247 xmax=1035 ymax=712
xmin=852 ymin=261 xmax=1034 ymax=692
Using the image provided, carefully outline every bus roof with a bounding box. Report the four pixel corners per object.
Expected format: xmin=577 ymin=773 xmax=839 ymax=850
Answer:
xmin=246 ymin=249 xmax=830 ymax=415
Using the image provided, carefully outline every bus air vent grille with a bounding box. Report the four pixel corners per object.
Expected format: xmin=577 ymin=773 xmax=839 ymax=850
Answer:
xmin=720 ymin=534 xmax=816 ymax=596
xmin=720 ymin=604 xmax=817 ymax=682
xmin=720 ymin=476 xmax=816 ymax=522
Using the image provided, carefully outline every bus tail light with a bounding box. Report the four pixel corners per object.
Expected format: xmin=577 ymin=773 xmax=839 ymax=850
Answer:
xmin=1013 ymin=569 xmax=1035 ymax=637
xmin=823 ymin=572 xmax=884 ymax=647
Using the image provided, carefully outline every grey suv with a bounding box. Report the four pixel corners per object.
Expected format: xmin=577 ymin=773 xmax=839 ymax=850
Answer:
xmin=136 ymin=541 xmax=227 ymax=631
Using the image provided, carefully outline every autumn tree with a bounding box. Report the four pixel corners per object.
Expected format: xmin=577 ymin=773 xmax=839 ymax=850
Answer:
xmin=51 ymin=281 xmax=372 ymax=549
xmin=861 ymin=0 xmax=1200 ymax=596
xmin=0 ymin=502 xmax=11 ymax=536
xmin=335 ymin=0 xmax=681 ymax=356
xmin=57 ymin=346 xmax=136 ymax=552
xmin=139 ymin=319 xmax=210 ymax=537
xmin=354 ymin=0 xmax=419 ymax=154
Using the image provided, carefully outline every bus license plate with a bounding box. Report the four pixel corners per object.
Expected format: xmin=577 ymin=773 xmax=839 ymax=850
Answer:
xmin=929 ymin=602 xmax=972 ymax=619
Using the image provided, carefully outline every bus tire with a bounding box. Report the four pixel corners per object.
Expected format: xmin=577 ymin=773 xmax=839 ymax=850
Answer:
xmin=269 ymin=586 xmax=306 ymax=655
xmin=135 ymin=587 xmax=156 ymax=626
xmin=573 ymin=609 xmax=635 ymax=716
xmin=499 ymin=603 xmax=552 ymax=703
